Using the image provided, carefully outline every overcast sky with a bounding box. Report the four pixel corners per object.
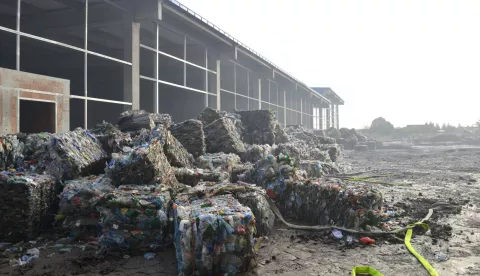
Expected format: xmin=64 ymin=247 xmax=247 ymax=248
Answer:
xmin=180 ymin=0 xmax=480 ymax=128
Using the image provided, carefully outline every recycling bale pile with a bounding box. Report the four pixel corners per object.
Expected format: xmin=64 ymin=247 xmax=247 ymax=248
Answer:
xmin=0 ymin=135 xmax=24 ymax=170
xmin=163 ymin=129 xmax=194 ymax=168
xmin=58 ymin=175 xmax=115 ymax=237
xmin=241 ymin=151 xmax=383 ymax=230
xmin=118 ymin=110 xmax=155 ymax=132
xmin=236 ymin=110 xmax=277 ymax=145
xmin=170 ymin=119 xmax=206 ymax=158
xmin=0 ymin=173 xmax=61 ymax=242
xmin=105 ymin=138 xmax=178 ymax=187
xmin=274 ymin=179 xmax=383 ymax=229
xmin=173 ymin=194 xmax=256 ymax=275
xmin=174 ymin=167 xmax=230 ymax=187
xmin=204 ymin=117 xmax=246 ymax=155
xmin=90 ymin=122 xmax=132 ymax=156
xmin=195 ymin=153 xmax=241 ymax=172
xmin=39 ymin=128 xmax=108 ymax=180
xmin=22 ymin=133 xmax=53 ymax=166
xmin=97 ymin=184 xmax=172 ymax=251
xmin=243 ymin=144 xmax=273 ymax=163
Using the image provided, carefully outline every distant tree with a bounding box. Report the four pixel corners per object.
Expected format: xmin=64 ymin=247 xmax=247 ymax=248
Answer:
xmin=370 ymin=117 xmax=394 ymax=134
xmin=442 ymin=123 xmax=446 ymax=130
xmin=434 ymin=123 xmax=440 ymax=130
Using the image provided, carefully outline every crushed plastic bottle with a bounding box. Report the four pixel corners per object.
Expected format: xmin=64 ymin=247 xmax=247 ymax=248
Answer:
xmin=435 ymin=252 xmax=449 ymax=262
xmin=144 ymin=253 xmax=155 ymax=260
xmin=331 ymin=229 xmax=343 ymax=239
xmin=346 ymin=235 xmax=353 ymax=245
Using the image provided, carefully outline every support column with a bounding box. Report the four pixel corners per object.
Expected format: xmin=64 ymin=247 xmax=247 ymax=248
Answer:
xmin=283 ymin=90 xmax=286 ymax=126
xmin=131 ymin=22 xmax=140 ymax=110
xmin=300 ymin=98 xmax=303 ymax=125
xmin=258 ymin=78 xmax=262 ymax=109
xmin=216 ymin=60 xmax=221 ymax=110
xmin=204 ymin=48 xmax=208 ymax=108
xmin=326 ymin=105 xmax=331 ymax=129
xmin=154 ymin=23 xmax=159 ymax=113
xmin=336 ymin=105 xmax=340 ymax=129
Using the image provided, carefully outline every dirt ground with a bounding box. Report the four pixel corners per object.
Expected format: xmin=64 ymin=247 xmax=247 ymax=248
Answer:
xmin=2 ymin=145 xmax=480 ymax=275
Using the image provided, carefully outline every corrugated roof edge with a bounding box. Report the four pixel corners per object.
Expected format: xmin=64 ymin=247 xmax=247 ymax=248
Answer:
xmin=165 ymin=0 xmax=330 ymax=104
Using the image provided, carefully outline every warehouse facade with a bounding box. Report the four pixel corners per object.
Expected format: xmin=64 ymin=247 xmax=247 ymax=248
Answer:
xmin=0 ymin=0 xmax=342 ymax=135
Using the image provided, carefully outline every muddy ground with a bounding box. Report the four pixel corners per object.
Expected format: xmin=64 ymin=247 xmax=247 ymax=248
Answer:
xmin=1 ymin=145 xmax=479 ymax=275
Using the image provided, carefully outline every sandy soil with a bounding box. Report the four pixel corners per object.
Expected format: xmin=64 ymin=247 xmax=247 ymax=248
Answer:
xmin=1 ymin=145 xmax=479 ymax=275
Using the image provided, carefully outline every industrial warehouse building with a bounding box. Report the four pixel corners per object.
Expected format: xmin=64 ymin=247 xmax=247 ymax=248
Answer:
xmin=0 ymin=0 xmax=344 ymax=135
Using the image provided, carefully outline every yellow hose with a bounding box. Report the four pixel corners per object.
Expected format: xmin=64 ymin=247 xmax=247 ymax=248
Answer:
xmin=404 ymin=222 xmax=439 ymax=276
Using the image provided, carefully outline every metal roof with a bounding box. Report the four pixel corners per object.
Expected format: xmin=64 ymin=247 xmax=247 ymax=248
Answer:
xmin=165 ymin=0 xmax=331 ymax=104
xmin=311 ymin=87 xmax=344 ymax=105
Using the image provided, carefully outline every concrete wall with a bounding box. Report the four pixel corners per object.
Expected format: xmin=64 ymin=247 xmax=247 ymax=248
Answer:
xmin=0 ymin=67 xmax=70 ymax=134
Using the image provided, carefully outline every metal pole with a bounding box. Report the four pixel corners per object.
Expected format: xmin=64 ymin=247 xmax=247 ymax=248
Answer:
xmin=216 ymin=60 xmax=221 ymax=110
xmin=233 ymin=63 xmax=236 ymax=110
xmin=283 ymin=90 xmax=286 ymax=126
xmin=84 ymin=0 xmax=88 ymax=129
xmin=16 ymin=0 xmax=21 ymax=70
xmin=154 ymin=23 xmax=159 ymax=113
xmin=247 ymin=71 xmax=249 ymax=110
xmin=300 ymin=98 xmax=303 ymax=125
xmin=205 ymin=48 xmax=208 ymax=108
xmin=183 ymin=36 xmax=186 ymax=86
xmin=268 ymin=81 xmax=271 ymax=109
xmin=258 ymin=78 xmax=261 ymax=109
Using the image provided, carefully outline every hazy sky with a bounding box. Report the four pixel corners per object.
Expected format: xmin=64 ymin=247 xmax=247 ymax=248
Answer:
xmin=180 ymin=0 xmax=480 ymax=128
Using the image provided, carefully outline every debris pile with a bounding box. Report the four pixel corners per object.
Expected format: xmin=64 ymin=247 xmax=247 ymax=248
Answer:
xmin=0 ymin=107 xmax=392 ymax=275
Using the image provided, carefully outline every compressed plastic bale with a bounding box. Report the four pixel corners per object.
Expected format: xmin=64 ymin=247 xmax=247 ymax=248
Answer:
xmin=197 ymin=107 xmax=222 ymax=127
xmin=0 ymin=173 xmax=61 ymax=242
xmin=0 ymin=135 xmax=24 ymax=170
xmin=195 ymin=153 xmax=241 ymax=172
xmin=173 ymin=194 xmax=256 ymax=275
xmin=170 ymin=119 xmax=206 ymax=158
xmin=150 ymin=113 xmax=173 ymax=128
xmin=164 ymin=130 xmax=194 ymax=168
xmin=326 ymin=128 xmax=342 ymax=140
xmin=367 ymin=141 xmax=377 ymax=151
xmin=105 ymin=138 xmax=178 ymax=187
xmin=230 ymin=163 xmax=253 ymax=183
xmin=40 ymin=128 xmax=108 ymax=180
xmin=272 ymin=143 xmax=301 ymax=167
xmin=274 ymin=124 xmax=289 ymax=144
xmin=236 ymin=110 xmax=277 ymax=145
xmin=174 ymin=167 xmax=230 ymax=187
xmin=299 ymin=160 xmax=324 ymax=178
xmin=309 ymin=148 xmax=331 ymax=162
xmin=345 ymin=135 xmax=359 ymax=150
xmin=236 ymin=190 xmax=275 ymax=236
xmin=273 ymin=180 xmax=383 ymax=230
xmin=354 ymin=145 xmax=369 ymax=152
xmin=59 ymin=175 xmax=115 ymax=216
xmin=90 ymin=122 xmax=133 ymax=156
xmin=97 ymin=185 xmax=172 ymax=250
xmin=118 ymin=110 xmax=155 ymax=132
xmin=318 ymin=144 xmax=341 ymax=162
xmin=243 ymin=144 xmax=272 ymax=163
xmin=204 ymin=117 xmax=246 ymax=155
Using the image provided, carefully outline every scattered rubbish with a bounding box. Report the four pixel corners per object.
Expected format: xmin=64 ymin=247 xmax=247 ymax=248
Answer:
xmin=332 ymin=229 xmax=343 ymax=239
xmin=435 ymin=252 xmax=449 ymax=262
xmin=58 ymin=247 xmax=72 ymax=254
xmin=346 ymin=235 xmax=353 ymax=245
xmin=123 ymin=254 xmax=130 ymax=259
xmin=360 ymin=237 xmax=375 ymax=245
xmin=144 ymin=252 xmax=156 ymax=260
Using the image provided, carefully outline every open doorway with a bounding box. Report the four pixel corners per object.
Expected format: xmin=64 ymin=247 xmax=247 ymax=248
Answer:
xmin=19 ymin=99 xmax=56 ymax=134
